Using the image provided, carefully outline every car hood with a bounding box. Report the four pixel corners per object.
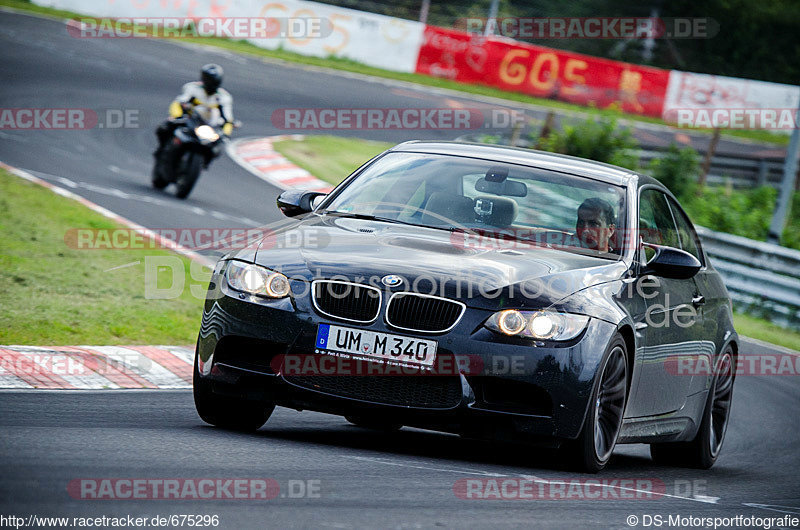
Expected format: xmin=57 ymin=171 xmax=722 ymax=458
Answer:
xmin=252 ymin=215 xmax=629 ymax=310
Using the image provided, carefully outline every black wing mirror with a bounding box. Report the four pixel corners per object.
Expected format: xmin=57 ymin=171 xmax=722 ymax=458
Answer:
xmin=641 ymin=244 xmax=701 ymax=280
xmin=276 ymin=189 xmax=326 ymax=217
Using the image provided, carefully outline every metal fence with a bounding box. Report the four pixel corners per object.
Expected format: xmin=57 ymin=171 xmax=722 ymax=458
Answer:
xmin=697 ymin=227 xmax=800 ymax=329
xmin=634 ymin=148 xmax=788 ymax=189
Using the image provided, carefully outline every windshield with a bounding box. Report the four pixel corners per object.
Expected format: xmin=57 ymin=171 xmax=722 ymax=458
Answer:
xmin=322 ymin=152 xmax=628 ymax=260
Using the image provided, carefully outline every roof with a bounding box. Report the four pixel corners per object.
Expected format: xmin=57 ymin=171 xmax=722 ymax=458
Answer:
xmin=390 ymin=141 xmax=641 ymax=187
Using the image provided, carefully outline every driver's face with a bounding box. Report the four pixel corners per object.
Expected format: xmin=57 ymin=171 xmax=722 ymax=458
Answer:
xmin=576 ymin=207 xmax=615 ymax=252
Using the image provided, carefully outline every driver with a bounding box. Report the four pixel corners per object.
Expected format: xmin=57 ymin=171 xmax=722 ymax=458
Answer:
xmin=575 ymin=198 xmax=616 ymax=253
xmin=154 ymin=64 xmax=234 ymax=160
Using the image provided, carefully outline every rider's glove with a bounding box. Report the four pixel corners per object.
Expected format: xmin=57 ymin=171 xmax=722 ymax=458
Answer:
xmin=168 ymin=100 xmax=184 ymax=119
xmin=222 ymin=122 xmax=234 ymax=137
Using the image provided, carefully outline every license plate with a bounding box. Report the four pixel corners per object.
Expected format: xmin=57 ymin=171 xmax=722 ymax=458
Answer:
xmin=315 ymin=324 xmax=437 ymax=368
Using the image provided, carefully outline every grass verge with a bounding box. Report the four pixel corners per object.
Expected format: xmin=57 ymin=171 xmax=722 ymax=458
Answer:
xmin=1 ymin=0 xmax=788 ymax=147
xmin=733 ymin=313 xmax=800 ymax=352
xmin=272 ymin=135 xmax=392 ymax=185
xmin=0 ymin=169 xmax=207 ymax=345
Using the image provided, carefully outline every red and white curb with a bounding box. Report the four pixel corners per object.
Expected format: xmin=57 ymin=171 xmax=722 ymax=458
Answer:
xmin=227 ymin=135 xmax=333 ymax=193
xmin=0 ymin=345 xmax=194 ymax=390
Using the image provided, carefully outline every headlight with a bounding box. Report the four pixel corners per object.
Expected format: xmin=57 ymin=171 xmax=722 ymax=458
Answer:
xmin=195 ymin=125 xmax=219 ymax=143
xmin=225 ymin=261 xmax=291 ymax=298
xmin=485 ymin=310 xmax=589 ymax=341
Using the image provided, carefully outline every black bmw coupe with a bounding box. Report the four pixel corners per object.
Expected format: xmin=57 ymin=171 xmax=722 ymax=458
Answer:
xmin=194 ymin=142 xmax=737 ymax=472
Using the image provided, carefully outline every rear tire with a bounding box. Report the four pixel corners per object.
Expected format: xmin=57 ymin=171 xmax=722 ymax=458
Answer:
xmin=345 ymin=415 xmax=402 ymax=432
xmin=193 ymin=350 xmax=274 ymax=431
xmin=650 ymin=348 xmax=734 ymax=469
xmin=562 ymin=335 xmax=628 ymax=473
xmin=175 ymin=152 xmax=202 ymax=199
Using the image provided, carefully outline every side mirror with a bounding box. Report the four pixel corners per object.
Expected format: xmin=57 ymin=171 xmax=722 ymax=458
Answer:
xmin=641 ymin=244 xmax=701 ymax=280
xmin=276 ymin=189 xmax=326 ymax=217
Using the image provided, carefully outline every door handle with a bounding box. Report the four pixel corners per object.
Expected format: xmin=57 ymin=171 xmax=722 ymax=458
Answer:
xmin=692 ymin=295 xmax=706 ymax=307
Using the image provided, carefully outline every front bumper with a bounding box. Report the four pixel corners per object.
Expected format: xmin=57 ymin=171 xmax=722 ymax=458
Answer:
xmin=196 ymin=277 xmax=617 ymax=442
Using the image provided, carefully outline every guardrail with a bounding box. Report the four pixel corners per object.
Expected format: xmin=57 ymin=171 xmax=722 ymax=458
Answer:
xmin=697 ymin=227 xmax=800 ymax=329
xmin=634 ymin=148 xmax=788 ymax=189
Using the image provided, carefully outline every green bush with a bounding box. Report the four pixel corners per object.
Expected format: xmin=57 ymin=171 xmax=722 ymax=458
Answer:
xmin=648 ymin=144 xmax=700 ymax=200
xmin=782 ymin=192 xmax=800 ymax=249
xmin=537 ymin=115 xmax=639 ymax=170
xmin=683 ymin=185 xmax=775 ymax=239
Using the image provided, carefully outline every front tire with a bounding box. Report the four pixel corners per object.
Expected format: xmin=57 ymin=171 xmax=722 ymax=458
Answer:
xmin=193 ymin=351 xmax=274 ymax=431
xmin=151 ymin=165 xmax=168 ymax=189
xmin=650 ymin=348 xmax=734 ymax=469
xmin=175 ymin=152 xmax=202 ymax=199
xmin=563 ymin=335 xmax=628 ymax=473
xmin=151 ymin=150 xmax=170 ymax=189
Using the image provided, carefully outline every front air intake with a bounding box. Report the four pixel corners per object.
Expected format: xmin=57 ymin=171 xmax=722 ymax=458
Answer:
xmin=311 ymin=280 xmax=381 ymax=324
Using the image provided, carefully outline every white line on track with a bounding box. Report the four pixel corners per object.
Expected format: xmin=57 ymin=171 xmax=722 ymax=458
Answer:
xmin=344 ymin=455 xmax=723 ymax=504
xmin=27 ymin=169 xmax=261 ymax=227
xmin=742 ymin=503 xmax=800 ymax=515
xmin=343 ymin=455 xmax=507 ymax=477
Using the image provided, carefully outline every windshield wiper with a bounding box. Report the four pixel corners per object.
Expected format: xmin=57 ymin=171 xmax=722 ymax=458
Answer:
xmin=320 ymin=210 xmax=486 ymax=235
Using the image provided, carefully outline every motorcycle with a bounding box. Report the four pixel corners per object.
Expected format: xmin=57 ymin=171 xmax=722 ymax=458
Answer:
xmin=152 ymin=110 xmax=227 ymax=199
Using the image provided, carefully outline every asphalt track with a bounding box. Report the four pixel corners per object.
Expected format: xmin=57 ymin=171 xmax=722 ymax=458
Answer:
xmin=1 ymin=8 xmax=799 ymax=529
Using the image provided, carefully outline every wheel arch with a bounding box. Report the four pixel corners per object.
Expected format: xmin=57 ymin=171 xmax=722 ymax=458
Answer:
xmin=616 ymin=323 xmax=636 ymax=393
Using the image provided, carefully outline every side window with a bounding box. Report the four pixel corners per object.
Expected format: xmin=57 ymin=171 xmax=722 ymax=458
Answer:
xmin=639 ymin=189 xmax=680 ymax=260
xmin=667 ymin=197 xmax=705 ymax=265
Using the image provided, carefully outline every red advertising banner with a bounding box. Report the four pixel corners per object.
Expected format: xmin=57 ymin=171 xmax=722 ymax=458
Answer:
xmin=415 ymin=26 xmax=670 ymax=117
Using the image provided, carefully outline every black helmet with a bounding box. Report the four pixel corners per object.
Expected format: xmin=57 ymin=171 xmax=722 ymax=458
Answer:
xmin=200 ymin=64 xmax=223 ymax=94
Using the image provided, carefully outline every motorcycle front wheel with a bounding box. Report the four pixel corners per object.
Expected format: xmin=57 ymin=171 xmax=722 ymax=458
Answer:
xmin=175 ymin=151 xmax=202 ymax=199
xmin=151 ymin=150 xmax=170 ymax=190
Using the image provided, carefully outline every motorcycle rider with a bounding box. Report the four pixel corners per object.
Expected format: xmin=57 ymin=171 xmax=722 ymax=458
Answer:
xmin=154 ymin=64 xmax=234 ymax=167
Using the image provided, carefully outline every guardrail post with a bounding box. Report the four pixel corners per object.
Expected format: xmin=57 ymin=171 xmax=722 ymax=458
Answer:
xmin=767 ymin=107 xmax=800 ymax=244
xmin=757 ymin=159 xmax=768 ymax=187
xmin=697 ymin=128 xmax=721 ymax=194
xmin=484 ymin=0 xmax=499 ymax=35
xmin=536 ymin=111 xmax=556 ymax=149
xmin=418 ymin=0 xmax=430 ymax=24
xmin=510 ymin=119 xmax=523 ymax=146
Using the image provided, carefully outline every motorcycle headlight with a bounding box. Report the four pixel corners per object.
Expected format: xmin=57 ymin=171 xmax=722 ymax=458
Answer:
xmin=195 ymin=125 xmax=219 ymax=143
xmin=485 ymin=310 xmax=589 ymax=341
xmin=225 ymin=261 xmax=291 ymax=298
